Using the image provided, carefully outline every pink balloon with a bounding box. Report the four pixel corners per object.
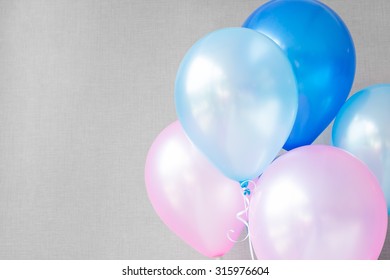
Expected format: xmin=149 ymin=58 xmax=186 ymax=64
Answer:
xmin=145 ymin=121 xmax=245 ymax=257
xmin=249 ymin=145 xmax=388 ymax=259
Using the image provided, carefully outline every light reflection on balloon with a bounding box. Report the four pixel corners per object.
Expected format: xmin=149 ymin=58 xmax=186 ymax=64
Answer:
xmin=249 ymin=145 xmax=388 ymax=259
xmin=175 ymin=27 xmax=298 ymax=181
xmin=243 ymin=0 xmax=356 ymax=150
xmin=333 ymin=84 xmax=390 ymax=214
xmin=145 ymin=121 xmax=245 ymax=257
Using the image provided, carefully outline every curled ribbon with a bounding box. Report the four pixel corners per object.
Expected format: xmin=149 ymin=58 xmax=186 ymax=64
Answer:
xmin=227 ymin=179 xmax=256 ymax=260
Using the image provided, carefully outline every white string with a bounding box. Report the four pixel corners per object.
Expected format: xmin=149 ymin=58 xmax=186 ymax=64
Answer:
xmin=226 ymin=179 xmax=256 ymax=260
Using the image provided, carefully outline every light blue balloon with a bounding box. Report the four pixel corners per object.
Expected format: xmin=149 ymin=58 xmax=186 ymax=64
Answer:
xmin=175 ymin=28 xmax=298 ymax=181
xmin=332 ymin=84 xmax=390 ymax=214
xmin=243 ymin=0 xmax=356 ymax=151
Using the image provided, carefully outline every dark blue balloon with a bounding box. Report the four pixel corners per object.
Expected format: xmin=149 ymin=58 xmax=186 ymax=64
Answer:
xmin=243 ymin=0 xmax=356 ymax=150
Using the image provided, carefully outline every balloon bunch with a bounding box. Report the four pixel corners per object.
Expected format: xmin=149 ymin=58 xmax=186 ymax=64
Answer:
xmin=145 ymin=0 xmax=389 ymax=259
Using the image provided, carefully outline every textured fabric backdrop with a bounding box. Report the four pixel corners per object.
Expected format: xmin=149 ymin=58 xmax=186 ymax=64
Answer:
xmin=0 ymin=0 xmax=389 ymax=259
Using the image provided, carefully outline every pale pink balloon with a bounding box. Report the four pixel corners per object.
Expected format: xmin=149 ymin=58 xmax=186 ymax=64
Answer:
xmin=249 ymin=145 xmax=388 ymax=259
xmin=145 ymin=121 xmax=245 ymax=257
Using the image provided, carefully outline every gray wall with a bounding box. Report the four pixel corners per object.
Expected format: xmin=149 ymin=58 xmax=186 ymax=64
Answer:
xmin=0 ymin=0 xmax=388 ymax=259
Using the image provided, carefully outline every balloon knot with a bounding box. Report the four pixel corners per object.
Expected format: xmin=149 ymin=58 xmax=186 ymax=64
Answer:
xmin=240 ymin=180 xmax=251 ymax=196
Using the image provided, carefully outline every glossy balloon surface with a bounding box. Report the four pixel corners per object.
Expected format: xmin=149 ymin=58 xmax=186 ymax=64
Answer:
xmin=333 ymin=84 xmax=390 ymax=214
xmin=243 ymin=0 xmax=356 ymax=150
xmin=175 ymin=27 xmax=297 ymax=181
xmin=249 ymin=145 xmax=388 ymax=259
xmin=145 ymin=121 xmax=245 ymax=257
